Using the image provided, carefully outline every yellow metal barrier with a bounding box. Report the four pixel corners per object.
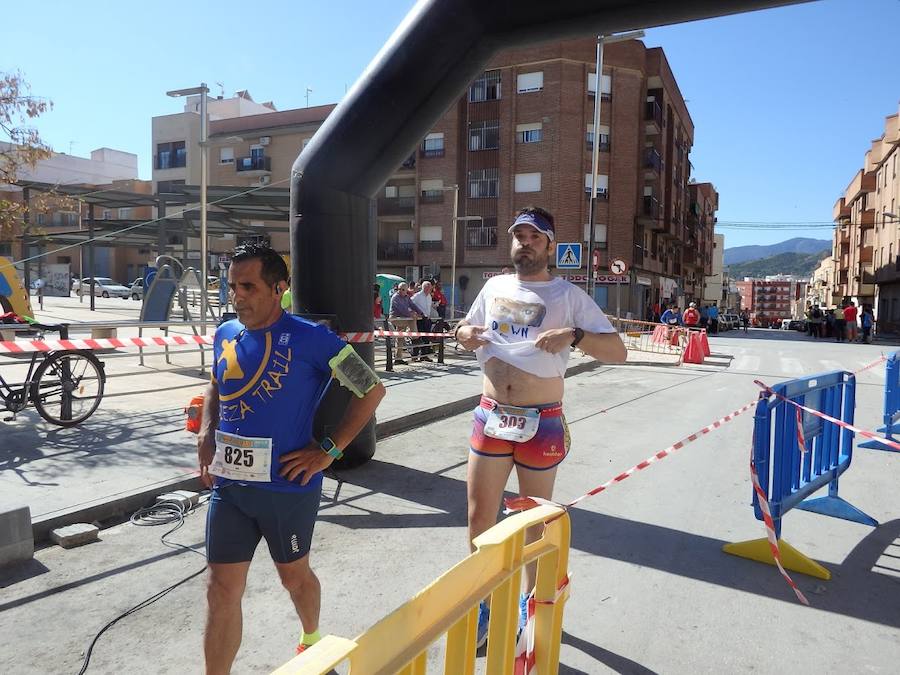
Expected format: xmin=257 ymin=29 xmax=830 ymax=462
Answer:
xmin=272 ymin=504 xmax=570 ymax=675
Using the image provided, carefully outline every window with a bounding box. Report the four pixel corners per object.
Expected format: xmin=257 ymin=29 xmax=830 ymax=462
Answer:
xmin=469 ymin=120 xmax=499 ymax=151
xmin=419 ymin=225 xmax=442 ymax=241
xmin=586 ymin=124 xmax=610 ymax=150
xmin=514 ymin=172 xmax=541 ymax=193
xmin=156 ymin=141 xmax=186 ymax=170
xmin=384 ymin=185 xmax=398 ymax=198
xmin=516 ymin=71 xmax=543 ymax=93
xmin=36 ymin=213 xmax=45 ymax=225
xmin=468 ymin=168 xmax=499 ymax=198
xmin=582 ymin=222 xmax=608 ymax=245
xmin=102 ymin=209 xmax=112 ymax=220
xmin=157 ymin=179 xmax=185 ymax=194
xmin=422 ymin=132 xmax=444 ymax=157
xmin=420 ymin=179 xmax=445 ymax=202
xmin=587 ymin=72 xmax=612 ymax=98
xmin=584 ymin=173 xmax=609 ymax=197
xmin=469 ymin=70 xmax=501 ymax=102
xmin=515 ymin=122 xmax=542 ymax=144
xmin=119 ymin=208 xmax=132 ymax=219
xmin=219 ymin=147 xmax=234 ymax=164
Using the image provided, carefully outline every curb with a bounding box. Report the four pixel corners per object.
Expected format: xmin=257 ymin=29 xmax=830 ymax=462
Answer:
xmin=29 ymin=358 xmax=609 ymax=543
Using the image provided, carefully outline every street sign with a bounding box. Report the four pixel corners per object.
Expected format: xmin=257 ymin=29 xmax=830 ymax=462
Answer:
xmin=610 ymin=258 xmax=628 ymax=275
xmin=555 ymin=243 xmax=582 ymax=269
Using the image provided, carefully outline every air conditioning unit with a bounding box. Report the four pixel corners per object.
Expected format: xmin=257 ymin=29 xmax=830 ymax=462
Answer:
xmin=259 ymin=175 xmax=271 ymax=186
xmin=259 ymin=136 xmax=271 ymax=146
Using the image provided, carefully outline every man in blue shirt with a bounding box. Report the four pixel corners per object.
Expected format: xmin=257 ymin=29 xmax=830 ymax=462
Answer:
xmin=708 ymin=304 xmax=720 ymax=334
xmin=198 ymin=243 xmax=385 ymax=672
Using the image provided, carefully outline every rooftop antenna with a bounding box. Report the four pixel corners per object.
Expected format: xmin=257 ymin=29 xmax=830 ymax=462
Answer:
xmin=68 ymin=140 xmax=76 ymax=155
xmin=215 ymin=81 xmax=225 ymax=98
xmin=305 ymin=87 xmax=313 ymax=108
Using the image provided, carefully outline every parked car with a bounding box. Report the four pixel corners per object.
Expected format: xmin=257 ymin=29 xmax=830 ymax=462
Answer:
xmin=130 ymin=278 xmax=144 ymax=300
xmin=721 ymin=314 xmax=740 ymax=331
xmin=76 ymin=277 xmax=131 ymax=299
xmin=788 ymin=319 xmax=807 ymax=331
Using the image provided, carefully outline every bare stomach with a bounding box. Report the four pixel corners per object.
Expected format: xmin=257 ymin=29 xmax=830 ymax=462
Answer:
xmin=482 ymin=357 xmax=564 ymax=406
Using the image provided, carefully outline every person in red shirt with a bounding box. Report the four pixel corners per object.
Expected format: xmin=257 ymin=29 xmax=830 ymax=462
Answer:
xmin=682 ymin=302 xmax=700 ymax=327
xmin=842 ymin=302 xmax=858 ymax=342
xmin=431 ymin=280 xmax=448 ymax=319
xmin=373 ymin=283 xmax=383 ymax=320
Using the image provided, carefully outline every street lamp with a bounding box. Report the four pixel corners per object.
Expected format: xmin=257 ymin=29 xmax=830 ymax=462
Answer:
xmin=436 ymin=184 xmax=481 ymax=316
xmin=167 ymin=83 xmax=209 ymax=336
xmin=587 ymin=30 xmax=644 ymax=301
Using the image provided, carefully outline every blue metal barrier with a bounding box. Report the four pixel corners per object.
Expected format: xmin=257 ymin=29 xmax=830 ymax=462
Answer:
xmin=860 ymin=352 xmax=899 ymax=450
xmin=724 ymin=370 xmax=876 ymax=579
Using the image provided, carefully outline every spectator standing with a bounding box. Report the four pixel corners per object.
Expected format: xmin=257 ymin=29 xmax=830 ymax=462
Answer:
xmin=411 ymin=280 xmax=434 ymax=361
xmin=833 ymin=306 xmax=846 ymax=342
xmin=389 ymin=282 xmax=421 ymax=365
xmin=373 ymin=284 xmax=383 ymax=320
xmin=810 ymin=305 xmax=824 ymax=338
xmin=843 ymin=301 xmax=858 ymax=342
xmin=432 ymin=280 xmax=448 ymax=319
xmin=699 ymin=305 xmax=709 ymax=329
xmin=740 ymin=309 xmax=750 ymax=333
xmin=860 ymin=304 xmax=874 ymax=343
xmin=683 ymin=302 xmax=700 ymax=327
xmin=708 ymin=304 xmax=719 ymax=334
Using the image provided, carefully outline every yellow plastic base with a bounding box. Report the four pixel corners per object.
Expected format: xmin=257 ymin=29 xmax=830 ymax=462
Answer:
xmin=722 ymin=537 xmax=831 ymax=580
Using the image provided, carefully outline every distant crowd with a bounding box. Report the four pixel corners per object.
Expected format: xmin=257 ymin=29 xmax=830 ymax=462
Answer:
xmin=805 ymin=301 xmax=875 ymax=343
xmin=651 ymin=302 xmax=739 ymax=334
xmin=376 ymin=278 xmax=449 ymax=365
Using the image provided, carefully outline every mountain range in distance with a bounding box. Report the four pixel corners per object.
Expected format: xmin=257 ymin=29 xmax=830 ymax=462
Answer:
xmin=724 ymin=237 xmax=831 ymax=266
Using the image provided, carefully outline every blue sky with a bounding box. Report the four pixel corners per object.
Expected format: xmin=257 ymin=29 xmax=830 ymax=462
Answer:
xmin=4 ymin=0 xmax=898 ymax=248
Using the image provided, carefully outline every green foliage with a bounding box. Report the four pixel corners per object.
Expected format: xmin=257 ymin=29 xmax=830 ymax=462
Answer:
xmin=725 ymin=251 xmax=829 ymax=279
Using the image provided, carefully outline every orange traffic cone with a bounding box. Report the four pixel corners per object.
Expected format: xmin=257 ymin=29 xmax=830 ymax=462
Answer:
xmin=700 ymin=329 xmax=711 ymax=357
xmin=682 ymin=331 xmax=704 ymax=364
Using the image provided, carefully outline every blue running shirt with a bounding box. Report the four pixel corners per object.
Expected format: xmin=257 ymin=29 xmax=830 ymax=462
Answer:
xmin=211 ymin=312 xmax=345 ymax=492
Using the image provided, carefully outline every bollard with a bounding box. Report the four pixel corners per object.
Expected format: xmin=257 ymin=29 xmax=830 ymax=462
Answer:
xmin=437 ymin=334 xmax=445 ymax=364
xmin=383 ymin=319 xmax=393 ymax=372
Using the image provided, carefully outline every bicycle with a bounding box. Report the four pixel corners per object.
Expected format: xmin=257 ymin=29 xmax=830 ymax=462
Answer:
xmin=0 ymin=322 xmax=106 ymax=426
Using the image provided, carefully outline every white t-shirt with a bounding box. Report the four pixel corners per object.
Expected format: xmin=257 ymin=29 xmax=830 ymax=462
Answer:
xmin=411 ymin=290 xmax=433 ymax=318
xmin=465 ymin=275 xmax=615 ymax=378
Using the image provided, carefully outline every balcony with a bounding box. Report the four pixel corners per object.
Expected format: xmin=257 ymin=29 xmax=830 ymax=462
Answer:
xmin=418 ymin=240 xmax=443 ymax=251
xmin=465 ymin=224 xmax=497 ymax=249
xmin=645 ymin=100 xmax=662 ymax=134
xmin=377 ymin=242 xmax=414 ymax=261
xmin=399 ymin=154 xmax=416 ymax=170
xmin=860 ymin=245 xmax=873 ymax=263
xmin=420 ymin=147 xmax=445 ymax=158
xmin=377 ymin=196 xmax=416 ymax=215
xmin=644 ymin=148 xmax=662 ymax=176
xmin=419 ymin=190 xmax=444 ymax=204
xmin=236 ymin=156 xmax=271 ymax=173
xmin=639 ymin=195 xmax=659 ymax=222
xmin=585 ymin=136 xmax=610 ymax=152
xmin=860 ymin=210 xmax=875 ymax=228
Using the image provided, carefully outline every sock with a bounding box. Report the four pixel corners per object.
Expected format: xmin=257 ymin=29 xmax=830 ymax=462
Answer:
xmin=300 ymin=629 xmax=321 ymax=647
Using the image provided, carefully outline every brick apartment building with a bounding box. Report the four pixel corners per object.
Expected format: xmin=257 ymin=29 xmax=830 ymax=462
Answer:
xmin=375 ymin=37 xmax=717 ymax=316
xmin=832 ymin=101 xmax=898 ymax=332
xmin=146 ymin=40 xmax=717 ymax=317
xmin=736 ymin=279 xmax=794 ymax=325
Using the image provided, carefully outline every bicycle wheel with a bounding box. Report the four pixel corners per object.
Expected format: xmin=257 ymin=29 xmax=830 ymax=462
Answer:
xmin=31 ymin=351 xmax=105 ymax=426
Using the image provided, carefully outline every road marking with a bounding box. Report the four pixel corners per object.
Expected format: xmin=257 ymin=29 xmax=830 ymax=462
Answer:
xmin=781 ymin=358 xmax=804 ymax=375
xmin=733 ymin=355 xmax=760 ymax=372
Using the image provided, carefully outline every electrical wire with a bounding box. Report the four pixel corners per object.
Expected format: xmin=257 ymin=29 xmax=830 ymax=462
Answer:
xmin=75 ymin=493 xmax=211 ymax=675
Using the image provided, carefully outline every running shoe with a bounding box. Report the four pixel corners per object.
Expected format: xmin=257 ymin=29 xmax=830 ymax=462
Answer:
xmin=476 ymin=601 xmax=490 ymax=648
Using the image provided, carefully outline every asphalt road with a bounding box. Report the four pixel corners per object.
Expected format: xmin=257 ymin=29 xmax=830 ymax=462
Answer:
xmin=0 ymin=329 xmax=897 ymax=674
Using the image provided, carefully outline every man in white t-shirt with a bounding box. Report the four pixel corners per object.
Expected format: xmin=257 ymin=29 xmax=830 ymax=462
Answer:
xmin=411 ymin=280 xmax=434 ymax=361
xmin=455 ymin=206 xmax=626 ymax=645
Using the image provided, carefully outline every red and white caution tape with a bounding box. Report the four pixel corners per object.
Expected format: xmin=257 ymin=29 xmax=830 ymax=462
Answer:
xmin=0 ymin=328 xmax=453 ymax=352
xmin=0 ymin=334 xmax=214 ymax=353
xmin=514 ymin=575 xmax=571 ymax=675
xmin=754 ymin=379 xmax=900 ymax=453
xmin=504 ymin=398 xmax=759 ymax=514
xmin=853 ymin=354 xmax=887 ymax=375
xmin=796 ymin=408 xmax=808 ymax=454
xmin=749 ymin=436 xmax=810 ymax=606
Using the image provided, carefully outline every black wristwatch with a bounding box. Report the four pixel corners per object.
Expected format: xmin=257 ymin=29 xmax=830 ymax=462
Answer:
xmin=571 ymin=327 xmax=585 ymax=347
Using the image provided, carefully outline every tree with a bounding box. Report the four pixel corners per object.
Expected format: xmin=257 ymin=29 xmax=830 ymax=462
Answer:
xmin=0 ymin=71 xmax=53 ymax=237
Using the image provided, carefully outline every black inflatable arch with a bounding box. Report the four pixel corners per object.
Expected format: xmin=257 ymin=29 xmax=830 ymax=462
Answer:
xmin=291 ymin=0 xmax=804 ymax=465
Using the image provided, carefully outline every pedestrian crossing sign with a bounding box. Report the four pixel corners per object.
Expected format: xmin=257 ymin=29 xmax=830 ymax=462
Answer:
xmin=555 ymin=243 xmax=582 ymax=269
